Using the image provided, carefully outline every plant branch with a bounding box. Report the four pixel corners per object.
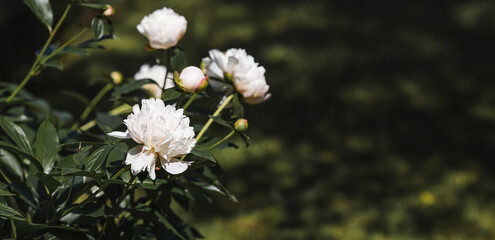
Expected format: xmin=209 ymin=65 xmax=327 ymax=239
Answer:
xmin=195 ymin=94 xmax=234 ymax=141
xmin=6 ymin=4 xmax=72 ymax=102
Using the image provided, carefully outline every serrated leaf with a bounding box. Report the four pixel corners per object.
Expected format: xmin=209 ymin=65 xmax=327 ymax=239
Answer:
xmin=191 ymin=145 xmax=215 ymax=162
xmin=36 ymin=118 xmax=59 ymax=171
xmin=91 ymin=17 xmax=105 ymax=39
xmin=0 ymin=115 xmax=34 ymax=156
xmin=23 ymin=0 xmax=53 ymax=31
xmin=0 ymin=203 xmax=27 ymax=221
xmin=112 ymin=79 xmax=156 ymax=96
xmin=43 ymin=59 xmax=63 ymax=70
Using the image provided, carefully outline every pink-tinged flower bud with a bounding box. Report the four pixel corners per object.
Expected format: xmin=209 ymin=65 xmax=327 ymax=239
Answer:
xmin=234 ymin=119 xmax=248 ymax=132
xmin=103 ymin=5 xmax=114 ymax=17
xmin=174 ymin=66 xmax=209 ymax=93
xmin=110 ymin=71 xmax=123 ymax=84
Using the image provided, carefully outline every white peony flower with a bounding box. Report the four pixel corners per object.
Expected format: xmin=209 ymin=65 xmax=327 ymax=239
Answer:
xmin=202 ymin=48 xmax=271 ymax=104
xmin=108 ymin=98 xmax=196 ymax=179
xmin=134 ymin=64 xmax=174 ymax=98
xmin=137 ymin=7 xmax=187 ymax=50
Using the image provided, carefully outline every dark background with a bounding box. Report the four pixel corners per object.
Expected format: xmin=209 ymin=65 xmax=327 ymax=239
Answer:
xmin=2 ymin=0 xmax=495 ymax=238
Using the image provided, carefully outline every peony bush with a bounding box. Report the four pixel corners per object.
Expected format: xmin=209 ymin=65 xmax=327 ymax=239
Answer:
xmin=0 ymin=1 xmax=269 ymax=239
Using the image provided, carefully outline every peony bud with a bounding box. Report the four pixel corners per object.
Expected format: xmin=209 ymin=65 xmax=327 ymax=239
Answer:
xmin=175 ymin=66 xmax=209 ymax=93
xmin=103 ymin=5 xmax=114 ymax=17
xmin=234 ymin=119 xmax=248 ymax=132
xmin=110 ymin=71 xmax=123 ymax=84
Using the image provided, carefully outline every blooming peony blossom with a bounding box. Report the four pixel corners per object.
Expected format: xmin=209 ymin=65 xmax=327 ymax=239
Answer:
xmin=137 ymin=7 xmax=187 ymax=50
xmin=108 ymin=99 xmax=196 ymax=179
xmin=202 ymin=48 xmax=271 ymax=104
xmin=134 ymin=64 xmax=174 ymax=98
xmin=175 ymin=66 xmax=209 ymax=93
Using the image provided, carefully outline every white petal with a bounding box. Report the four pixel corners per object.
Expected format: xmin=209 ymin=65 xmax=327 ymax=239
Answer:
xmin=126 ymin=145 xmax=156 ymax=177
xmin=108 ymin=131 xmax=131 ymax=139
xmin=162 ymin=158 xmax=190 ymax=175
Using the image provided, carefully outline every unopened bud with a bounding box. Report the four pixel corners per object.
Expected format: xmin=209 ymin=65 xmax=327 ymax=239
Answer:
xmin=175 ymin=66 xmax=209 ymax=93
xmin=110 ymin=71 xmax=123 ymax=84
xmin=103 ymin=5 xmax=114 ymax=17
xmin=234 ymin=119 xmax=248 ymax=132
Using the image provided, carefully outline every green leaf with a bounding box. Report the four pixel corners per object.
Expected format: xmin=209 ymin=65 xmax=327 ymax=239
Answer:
xmin=38 ymin=174 xmax=61 ymax=193
xmin=43 ymin=59 xmax=63 ymax=70
xmin=91 ymin=17 xmax=105 ymax=39
xmin=210 ymin=116 xmax=233 ymax=129
xmin=162 ymin=88 xmax=182 ymax=102
xmin=10 ymin=182 xmax=41 ymax=212
xmin=0 ymin=203 xmax=27 ymax=221
xmin=0 ymin=141 xmax=42 ymax=172
xmin=170 ymin=47 xmax=188 ymax=72
xmin=0 ymin=189 xmax=14 ymax=196
xmin=231 ymin=93 xmax=244 ymax=118
xmin=191 ymin=145 xmax=216 ymax=162
xmin=85 ymin=145 xmax=114 ymax=171
xmin=0 ymin=148 xmax=23 ymax=180
xmin=112 ymin=79 xmax=156 ymax=96
xmin=76 ymin=2 xmax=107 ymax=11
xmin=105 ymin=143 xmax=127 ymax=176
xmin=36 ymin=118 xmax=60 ymax=171
xmin=23 ymin=0 xmax=53 ymax=31
xmin=0 ymin=115 xmax=34 ymax=156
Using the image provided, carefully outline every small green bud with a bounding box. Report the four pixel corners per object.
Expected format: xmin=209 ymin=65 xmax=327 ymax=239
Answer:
xmin=234 ymin=119 xmax=248 ymax=132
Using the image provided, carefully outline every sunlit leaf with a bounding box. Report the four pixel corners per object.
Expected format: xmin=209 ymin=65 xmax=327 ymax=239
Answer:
xmin=91 ymin=17 xmax=105 ymax=39
xmin=0 ymin=203 xmax=27 ymax=221
xmin=36 ymin=118 xmax=60 ymax=171
xmin=0 ymin=115 xmax=34 ymax=156
xmin=23 ymin=0 xmax=53 ymax=31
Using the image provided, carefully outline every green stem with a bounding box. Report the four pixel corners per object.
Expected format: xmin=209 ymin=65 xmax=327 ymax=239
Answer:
xmin=182 ymin=94 xmax=197 ymax=111
xmin=209 ymin=130 xmax=235 ymax=150
xmin=55 ymin=165 xmax=130 ymax=221
xmin=10 ymin=219 xmax=16 ymax=238
xmin=39 ymin=27 xmax=88 ymax=67
xmin=195 ymin=94 xmax=234 ymax=141
xmin=161 ymin=49 xmax=171 ymax=94
xmin=71 ymin=82 xmax=113 ymax=130
xmin=114 ymin=175 xmax=137 ymax=209
xmin=0 ymin=168 xmax=11 ymax=184
xmin=78 ymin=104 xmax=133 ymax=132
xmin=6 ymin=4 xmax=72 ymax=103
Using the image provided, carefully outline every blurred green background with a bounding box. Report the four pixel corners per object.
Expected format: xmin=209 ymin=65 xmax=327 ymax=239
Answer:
xmin=3 ymin=0 xmax=495 ymax=239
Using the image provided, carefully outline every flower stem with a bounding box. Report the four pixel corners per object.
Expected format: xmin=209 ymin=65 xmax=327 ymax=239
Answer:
xmin=161 ymin=49 xmax=171 ymax=94
xmin=77 ymin=104 xmax=133 ymax=132
xmin=71 ymin=82 xmax=113 ymax=130
xmin=182 ymin=94 xmax=197 ymax=111
xmin=195 ymin=94 xmax=234 ymax=141
xmin=6 ymin=4 xmax=72 ymax=103
xmin=0 ymin=168 xmax=11 ymax=184
xmin=39 ymin=27 xmax=89 ymax=67
xmin=209 ymin=130 xmax=235 ymax=150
